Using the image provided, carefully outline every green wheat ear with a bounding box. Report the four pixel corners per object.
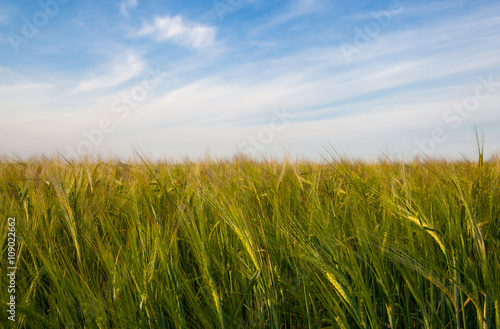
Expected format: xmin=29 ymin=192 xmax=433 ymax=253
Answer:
xmin=474 ymin=126 xmax=485 ymax=168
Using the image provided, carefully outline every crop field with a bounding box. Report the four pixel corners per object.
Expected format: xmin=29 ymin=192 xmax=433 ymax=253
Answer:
xmin=1 ymin=154 xmax=499 ymax=328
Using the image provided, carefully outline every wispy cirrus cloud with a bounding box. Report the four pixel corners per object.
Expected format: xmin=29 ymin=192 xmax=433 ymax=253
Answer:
xmin=250 ymin=0 xmax=327 ymax=35
xmin=72 ymin=54 xmax=145 ymax=93
xmin=120 ymin=0 xmax=138 ymax=17
xmin=0 ymin=3 xmax=15 ymax=25
xmin=137 ymin=15 xmax=217 ymax=48
xmin=1 ymin=1 xmax=500 ymax=159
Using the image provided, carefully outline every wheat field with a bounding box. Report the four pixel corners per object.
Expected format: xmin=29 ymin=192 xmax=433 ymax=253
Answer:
xmin=1 ymin=153 xmax=499 ymax=328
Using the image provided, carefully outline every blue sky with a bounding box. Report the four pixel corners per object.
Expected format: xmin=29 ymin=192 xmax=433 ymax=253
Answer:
xmin=1 ymin=0 xmax=499 ymax=160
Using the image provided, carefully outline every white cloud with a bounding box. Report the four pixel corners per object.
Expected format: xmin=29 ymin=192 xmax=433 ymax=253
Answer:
xmin=250 ymin=0 xmax=326 ymax=35
xmin=120 ymin=0 xmax=137 ymax=17
xmin=0 ymin=3 xmax=15 ymax=25
xmin=0 ymin=84 xmax=56 ymax=121
xmin=2 ymin=2 xmax=500 ymax=160
xmin=72 ymin=54 xmax=145 ymax=93
xmin=138 ymin=15 xmax=216 ymax=48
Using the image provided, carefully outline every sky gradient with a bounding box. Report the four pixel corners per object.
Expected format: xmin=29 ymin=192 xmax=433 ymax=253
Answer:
xmin=1 ymin=0 xmax=499 ymax=161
